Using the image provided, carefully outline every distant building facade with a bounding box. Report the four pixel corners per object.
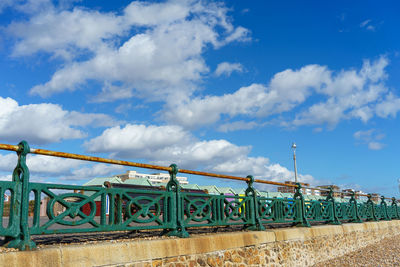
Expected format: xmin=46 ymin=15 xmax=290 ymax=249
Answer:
xmin=277 ymin=181 xmax=320 ymax=195
xmin=370 ymin=193 xmax=380 ymax=203
xmin=317 ymin=185 xmax=341 ymax=197
xmin=4 ymin=194 xmax=9 ymax=202
xmin=116 ymin=170 xmax=189 ymax=185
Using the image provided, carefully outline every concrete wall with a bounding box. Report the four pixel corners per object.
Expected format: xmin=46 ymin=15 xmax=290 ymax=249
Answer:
xmin=1 ymin=221 xmax=400 ymax=267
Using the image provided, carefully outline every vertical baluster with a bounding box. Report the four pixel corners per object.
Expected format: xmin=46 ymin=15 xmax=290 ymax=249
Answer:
xmin=325 ymin=188 xmax=341 ymax=225
xmin=6 ymin=141 xmax=36 ymax=250
xmin=380 ymin=196 xmax=390 ymax=221
xmin=165 ymin=164 xmax=188 ymax=237
xmin=366 ymin=194 xmax=378 ymax=221
xmin=244 ymin=175 xmax=265 ymax=230
xmin=100 ymin=192 xmax=107 ymax=226
xmin=108 ymin=193 xmax=115 ymax=225
xmin=32 ymin=189 xmax=41 ymax=228
xmin=392 ymin=197 xmax=399 ymax=220
xmin=294 ymin=183 xmax=310 ymax=227
xmin=349 ymin=192 xmax=362 ymax=223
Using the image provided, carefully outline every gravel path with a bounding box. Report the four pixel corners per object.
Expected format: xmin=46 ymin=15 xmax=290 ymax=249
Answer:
xmin=313 ymin=235 xmax=400 ymax=267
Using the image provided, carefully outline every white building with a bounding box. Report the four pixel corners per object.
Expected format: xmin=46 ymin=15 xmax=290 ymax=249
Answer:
xmin=4 ymin=194 xmax=9 ymax=202
xmin=117 ymin=170 xmax=189 ymax=185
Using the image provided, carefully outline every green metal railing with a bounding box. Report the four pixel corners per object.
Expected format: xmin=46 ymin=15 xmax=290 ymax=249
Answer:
xmin=0 ymin=141 xmax=399 ymax=250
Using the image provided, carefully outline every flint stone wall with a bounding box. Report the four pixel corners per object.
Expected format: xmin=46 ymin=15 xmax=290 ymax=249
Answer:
xmin=1 ymin=221 xmax=400 ymax=267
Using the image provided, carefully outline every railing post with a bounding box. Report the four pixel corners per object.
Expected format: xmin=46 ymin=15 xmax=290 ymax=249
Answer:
xmin=326 ymin=188 xmax=341 ymax=225
xmin=244 ymin=175 xmax=265 ymax=231
xmin=6 ymin=141 xmax=36 ymax=250
xmin=366 ymin=194 xmax=378 ymax=221
xmin=392 ymin=197 xmax=399 ymax=220
xmin=293 ymin=183 xmax=310 ymax=227
xmin=380 ymin=196 xmax=390 ymax=221
xmin=165 ymin=164 xmax=189 ymax=237
xmin=349 ymin=192 xmax=362 ymax=223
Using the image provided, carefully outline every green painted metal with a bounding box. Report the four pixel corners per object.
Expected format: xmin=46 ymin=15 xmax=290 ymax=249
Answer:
xmin=293 ymin=183 xmax=310 ymax=227
xmin=5 ymin=141 xmax=36 ymax=250
xmin=0 ymin=140 xmax=399 ymax=250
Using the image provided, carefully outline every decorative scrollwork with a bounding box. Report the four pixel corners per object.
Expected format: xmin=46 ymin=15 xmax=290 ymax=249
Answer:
xmin=124 ymin=196 xmax=161 ymax=223
xmin=186 ymin=198 xmax=211 ymax=222
xmin=258 ymin=199 xmax=273 ymax=219
xmin=47 ymin=193 xmax=96 ymax=226
xmin=225 ymin=199 xmax=245 ymax=221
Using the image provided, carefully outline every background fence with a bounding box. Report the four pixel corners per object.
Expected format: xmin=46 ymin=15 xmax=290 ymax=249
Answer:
xmin=0 ymin=141 xmax=399 ymax=250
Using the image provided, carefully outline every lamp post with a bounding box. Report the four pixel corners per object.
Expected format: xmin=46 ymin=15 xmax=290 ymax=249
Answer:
xmin=292 ymin=143 xmax=298 ymax=183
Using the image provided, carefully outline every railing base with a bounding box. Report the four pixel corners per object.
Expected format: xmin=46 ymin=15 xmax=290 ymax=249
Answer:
xmin=165 ymin=229 xmax=189 ymax=238
xmin=6 ymin=238 xmax=36 ymax=251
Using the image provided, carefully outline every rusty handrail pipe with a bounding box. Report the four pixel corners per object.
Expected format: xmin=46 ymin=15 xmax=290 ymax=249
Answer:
xmin=0 ymin=143 xmax=298 ymax=188
xmin=0 ymin=143 xmax=395 ymax=198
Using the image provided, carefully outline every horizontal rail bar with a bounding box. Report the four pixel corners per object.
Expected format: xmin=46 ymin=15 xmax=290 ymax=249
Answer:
xmin=30 ymin=148 xmax=172 ymax=172
xmin=0 ymin=143 xmax=394 ymax=197
xmin=0 ymin=144 xmax=19 ymax=152
xmin=0 ymin=143 xmax=297 ymax=188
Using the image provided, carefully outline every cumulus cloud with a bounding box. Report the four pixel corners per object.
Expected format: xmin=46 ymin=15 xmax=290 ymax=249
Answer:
xmin=354 ymin=129 xmax=385 ymax=150
xmin=217 ymin=121 xmax=260 ymax=132
xmin=84 ymin=123 xmax=315 ymax=184
xmin=376 ymin=93 xmax=400 ymax=118
xmin=7 ymin=0 xmax=249 ymax=101
xmin=293 ymin=57 xmax=389 ymax=128
xmin=163 ymin=56 xmax=399 ymax=130
xmin=215 ymin=62 xmax=243 ymax=76
xmin=0 ymin=152 xmax=125 ymax=182
xmin=0 ymin=96 xmax=116 ymax=145
xmin=0 ymin=153 xmax=81 ymax=174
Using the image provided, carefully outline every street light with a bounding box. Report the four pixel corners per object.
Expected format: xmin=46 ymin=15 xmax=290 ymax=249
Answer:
xmin=292 ymin=143 xmax=298 ymax=183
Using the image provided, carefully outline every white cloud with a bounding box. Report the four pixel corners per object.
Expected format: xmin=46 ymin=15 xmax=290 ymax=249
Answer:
xmin=368 ymin=142 xmax=384 ymax=150
xmin=215 ymin=62 xmax=243 ymax=77
xmin=62 ymin=163 xmax=125 ymax=181
xmin=376 ymin=93 xmax=400 ymax=118
xmin=8 ymin=7 xmax=123 ymax=58
xmin=217 ymin=121 xmax=260 ymax=132
xmin=360 ymin=19 xmax=371 ymax=28
xmin=291 ymin=57 xmax=393 ymax=127
xmin=360 ymin=19 xmax=376 ymax=31
xmin=0 ymin=152 xmax=126 ymax=182
xmin=0 ymin=0 xmax=14 ymax=13
xmin=0 ymin=96 xmax=116 ymax=145
xmin=0 ymin=153 xmax=82 ymax=174
xmin=84 ymin=123 xmax=315 ymax=184
xmin=163 ymin=64 xmax=331 ymax=128
xmin=354 ymin=129 xmax=385 ymax=150
xmin=7 ymin=0 xmax=249 ymax=101
xmin=0 ymin=174 xmax=12 ymax=181
xmin=164 ymin=56 xmax=400 ymax=130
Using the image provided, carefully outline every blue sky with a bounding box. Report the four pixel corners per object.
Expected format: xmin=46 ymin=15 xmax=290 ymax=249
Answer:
xmin=0 ymin=0 xmax=399 ymax=197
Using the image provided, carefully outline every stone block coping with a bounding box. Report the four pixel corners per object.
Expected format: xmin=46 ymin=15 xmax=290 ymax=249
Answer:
xmin=1 ymin=220 xmax=400 ymax=267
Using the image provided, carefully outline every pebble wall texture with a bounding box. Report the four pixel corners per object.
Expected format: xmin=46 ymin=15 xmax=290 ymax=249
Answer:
xmin=313 ymin=234 xmax=400 ymax=267
xmin=1 ymin=221 xmax=400 ymax=267
xmin=103 ymin=221 xmax=400 ymax=267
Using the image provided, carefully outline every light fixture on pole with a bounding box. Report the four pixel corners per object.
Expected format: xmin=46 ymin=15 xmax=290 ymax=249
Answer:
xmin=292 ymin=143 xmax=298 ymax=183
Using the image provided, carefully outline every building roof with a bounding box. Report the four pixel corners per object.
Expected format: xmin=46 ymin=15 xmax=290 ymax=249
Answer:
xmin=217 ymin=187 xmax=236 ymax=195
xmin=268 ymin=192 xmax=283 ymax=198
xmin=198 ymin=185 xmax=221 ymax=195
xmin=123 ymin=178 xmax=152 ymax=186
xmin=232 ymin=188 xmax=245 ymax=195
xmin=181 ymin=184 xmax=201 ymax=190
xmin=83 ymin=176 xmax=122 ymax=187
